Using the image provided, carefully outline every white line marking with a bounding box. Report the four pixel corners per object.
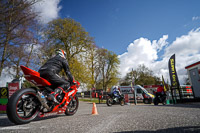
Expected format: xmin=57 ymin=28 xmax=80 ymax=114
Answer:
xmin=0 ymin=126 xmax=30 ymax=130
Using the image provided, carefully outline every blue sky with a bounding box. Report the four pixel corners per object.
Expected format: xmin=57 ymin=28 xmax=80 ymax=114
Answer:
xmin=56 ymin=0 xmax=200 ymax=84
xmin=1 ymin=0 xmax=200 ymax=86
xmin=59 ymin=0 xmax=200 ymax=55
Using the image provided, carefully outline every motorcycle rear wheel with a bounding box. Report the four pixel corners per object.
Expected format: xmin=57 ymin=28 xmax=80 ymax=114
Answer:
xmin=65 ymin=95 xmax=79 ymax=116
xmin=106 ymin=97 xmax=113 ymax=106
xmin=7 ymin=88 xmax=41 ymax=125
xmin=162 ymin=100 xmax=166 ymax=105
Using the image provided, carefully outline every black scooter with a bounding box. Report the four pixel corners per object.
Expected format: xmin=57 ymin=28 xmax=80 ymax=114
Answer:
xmin=106 ymin=93 xmax=125 ymax=106
xmin=153 ymin=91 xmax=167 ymax=105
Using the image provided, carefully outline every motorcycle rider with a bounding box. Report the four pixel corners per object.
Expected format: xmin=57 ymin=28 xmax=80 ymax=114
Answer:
xmin=113 ymin=86 xmax=121 ymax=101
xmin=156 ymin=84 xmax=166 ymax=98
xmin=38 ymin=49 xmax=74 ymax=104
xmin=157 ymin=84 xmax=164 ymax=93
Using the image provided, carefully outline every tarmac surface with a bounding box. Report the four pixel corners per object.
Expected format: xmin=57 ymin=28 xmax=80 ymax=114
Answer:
xmin=0 ymin=101 xmax=200 ymax=133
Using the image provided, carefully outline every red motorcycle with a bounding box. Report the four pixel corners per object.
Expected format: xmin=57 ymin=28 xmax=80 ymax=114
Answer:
xmin=6 ymin=65 xmax=80 ymax=125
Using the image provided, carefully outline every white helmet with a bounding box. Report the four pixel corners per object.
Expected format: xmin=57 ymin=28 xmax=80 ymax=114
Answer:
xmin=56 ymin=49 xmax=66 ymax=58
xmin=113 ymin=86 xmax=118 ymax=90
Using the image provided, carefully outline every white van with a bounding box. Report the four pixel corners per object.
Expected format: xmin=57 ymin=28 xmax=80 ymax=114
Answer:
xmin=111 ymin=85 xmax=154 ymax=104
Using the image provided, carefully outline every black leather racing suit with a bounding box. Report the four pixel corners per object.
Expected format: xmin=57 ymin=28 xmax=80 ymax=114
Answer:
xmin=38 ymin=55 xmax=73 ymax=90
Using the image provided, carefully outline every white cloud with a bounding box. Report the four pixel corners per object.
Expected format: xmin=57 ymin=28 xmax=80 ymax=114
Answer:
xmin=118 ymin=28 xmax=200 ymax=85
xmin=152 ymin=35 xmax=168 ymax=51
xmin=0 ymin=67 xmax=15 ymax=87
xmin=192 ymin=16 xmax=200 ymax=21
xmin=119 ymin=37 xmax=159 ymax=78
xmin=164 ymin=28 xmax=200 ymax=57
xmin=164 ymin=28 xmax=200 ymax=84
xmin=32 ymin=0 xmax=62 ymax=24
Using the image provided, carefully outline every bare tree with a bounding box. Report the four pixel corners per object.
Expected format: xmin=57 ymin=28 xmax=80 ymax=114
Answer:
xmin=0 ymin=0 xmax=39 ymax=76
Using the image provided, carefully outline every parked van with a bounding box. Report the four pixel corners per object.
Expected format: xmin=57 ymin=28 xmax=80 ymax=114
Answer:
xmin=110 ymin=85 xmax=154 ymax=104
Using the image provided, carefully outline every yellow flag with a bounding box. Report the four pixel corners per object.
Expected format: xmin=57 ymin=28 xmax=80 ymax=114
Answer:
xmin=162 ymin=75 xmax=168 ymax=92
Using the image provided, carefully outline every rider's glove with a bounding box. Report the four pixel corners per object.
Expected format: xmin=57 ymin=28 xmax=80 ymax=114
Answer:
xmin=70 ymin=81 xmax=75 ymax=85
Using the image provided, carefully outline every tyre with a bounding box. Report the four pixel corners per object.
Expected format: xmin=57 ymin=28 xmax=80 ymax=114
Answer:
xmin=65 ymin=95 xmax=79 ymax=116
xmin=148 ymin=98 xmax=152 ymax=104
xmin=153 ymin=98 xmax=159 ymax=105
xmin=106 ymin=97 xmax=113 ymax=106
xmin=162 ymin=99 xmax=166 ymax=105
xmin=6 ymin=88 xmax=41 ymax=125
xmin=120 ymin=98 xmax=125 ymax=106
xmin=143 ymin=98 xmax=149 ymax=104
xmin=144 ymin=98 xmax=152 ymax=104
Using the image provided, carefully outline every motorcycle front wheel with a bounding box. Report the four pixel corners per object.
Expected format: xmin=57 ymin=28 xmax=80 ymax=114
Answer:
xmin=153 ymin=98 xmax=159 ymax=105
xmin=120 ymin=98 xmax=125 ymax=106
xmin=65 ymin=95 xmax=79 ymax=116
xmin=106 ymin=97 xmax=113 ymax=106
xmin=6 ymin=88 xmax=41 ymax=125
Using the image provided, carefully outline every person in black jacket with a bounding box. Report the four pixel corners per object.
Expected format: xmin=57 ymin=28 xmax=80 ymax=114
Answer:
xmin=38 ymin=49 xmax=74 ymax=104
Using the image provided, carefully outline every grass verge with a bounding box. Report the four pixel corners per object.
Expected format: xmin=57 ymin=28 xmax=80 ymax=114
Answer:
xmin=79 ymin=98 xmax=106 ymax=104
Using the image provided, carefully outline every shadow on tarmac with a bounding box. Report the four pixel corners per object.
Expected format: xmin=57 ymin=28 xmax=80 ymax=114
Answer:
xmin=86 ymin=101 xmax=200 ymax=109
xmin=114 ymin=126 xmax=200 ymax=133
xmin=0 ymin=114 xmax=63 ymax=127
xmin=138 ymin=103 xmax=200 ymax=109
xmin=0 ymin=115 xmax=15 ymax=127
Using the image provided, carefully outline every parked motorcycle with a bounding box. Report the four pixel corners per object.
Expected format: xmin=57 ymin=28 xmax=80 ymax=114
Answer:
xmin=106 ymin=93 xmax=125 ymax=106
xmin=6 ymin=65 xmax=80 ymax=125
xmin=153 ymin=91 xmax=167 ymax=105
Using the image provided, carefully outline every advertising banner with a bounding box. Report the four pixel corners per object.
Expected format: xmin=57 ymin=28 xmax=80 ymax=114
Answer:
xmin=0 ymin=87 xmax=8 ymax=113
xmin=168 ymin=54 xmax=180 ymax=89
xmin=162 ymin=75 xmax=168 ymax=92
xmin=8 ymin=82 xmax=19 ymax=98
xmin=0 ymin=87 xmax=8 ymax=99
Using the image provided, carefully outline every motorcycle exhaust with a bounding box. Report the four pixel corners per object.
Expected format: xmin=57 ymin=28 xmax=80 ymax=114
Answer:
xmin=36 ymin=91 xmax=50 ymax=111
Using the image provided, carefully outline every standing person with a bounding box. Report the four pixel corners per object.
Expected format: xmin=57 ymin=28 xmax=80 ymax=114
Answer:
xmin=38 ymin=49 xmax=74 ymax=104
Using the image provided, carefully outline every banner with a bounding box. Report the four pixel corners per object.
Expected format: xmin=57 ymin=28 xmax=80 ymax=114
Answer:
xmin=168 ymin=54 xmax=180 ymax=89
xmin=0 ymin=87 xmax=8 ymax=99
xmin=0 ymin=87 xmax=8 ymax=113
xmin=162 ymin=75 xmax=168 ymax=92
xmin=8 ymin=82 xmax=19 ymax=98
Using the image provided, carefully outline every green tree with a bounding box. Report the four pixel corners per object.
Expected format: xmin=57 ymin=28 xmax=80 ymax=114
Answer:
xmin=85 ymin=44 xmax=100 ymax=89
xmin=120 ymin=64 xmax=161 ymax=86
xmin=43 ymin=18 xmax=93 ymax=63
xmin=96 ymin=49 xmax=120 ymax=91
xmin=69 ymin=57 xmax=90 ymax=84
xmin=42 ymin=18 xmax=94 ymax=84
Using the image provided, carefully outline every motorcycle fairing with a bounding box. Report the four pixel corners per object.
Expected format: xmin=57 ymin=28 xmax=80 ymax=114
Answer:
xmin=39 ymin=86 xmax=78 ymax=117
xmin=20 ymin=65 xmax=51 ymax=86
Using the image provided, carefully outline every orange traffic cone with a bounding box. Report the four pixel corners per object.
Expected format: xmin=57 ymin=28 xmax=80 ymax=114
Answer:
xmin=92 ymin=103 xmax=98 ymax=115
